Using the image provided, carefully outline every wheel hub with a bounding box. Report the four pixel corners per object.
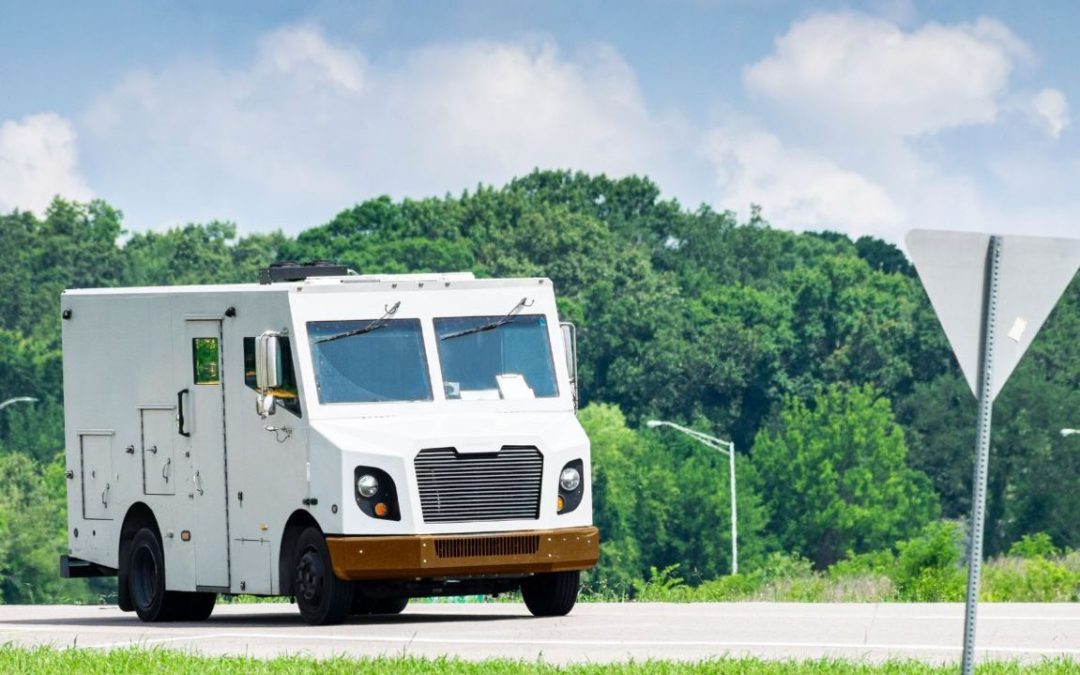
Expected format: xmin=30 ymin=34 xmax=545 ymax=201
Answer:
xmin=296 ymin=550 xmax=323 ymax=604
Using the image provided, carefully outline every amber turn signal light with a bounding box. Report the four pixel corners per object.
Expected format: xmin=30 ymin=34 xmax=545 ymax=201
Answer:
xmin=556 ymin=495 xmax=566 ymax=512
xmin=374 ymin=502 xmax=389 ymax=517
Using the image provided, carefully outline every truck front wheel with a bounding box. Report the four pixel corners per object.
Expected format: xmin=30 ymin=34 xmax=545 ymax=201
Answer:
xmin=176 ymin=591 xmax=217 ymax=621
xmin=294 ymin=527 xmax=353 ymax=625
xmin=521 ymin=570 xmax=580 ymax=617
xmin=128 ymin=527 xmax=184 ymax=622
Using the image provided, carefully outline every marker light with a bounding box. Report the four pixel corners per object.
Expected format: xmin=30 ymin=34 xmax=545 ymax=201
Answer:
xmin=357 ymin=474 xmax=379 ymax=498
xmin=557 ymin=495 xmax=566 ymax=512
xmin=374 ymin=502 xmax=389 ymax=517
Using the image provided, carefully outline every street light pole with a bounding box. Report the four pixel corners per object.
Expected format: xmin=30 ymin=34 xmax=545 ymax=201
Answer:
xmin=0 ymin=397 xmax=38 ymax=412
xmin=647 ymin=419 xmax=738 ymax=575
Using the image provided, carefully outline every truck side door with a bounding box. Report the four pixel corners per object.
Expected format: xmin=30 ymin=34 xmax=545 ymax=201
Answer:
xmin=178 ymin=319 xmax=231 ymax=590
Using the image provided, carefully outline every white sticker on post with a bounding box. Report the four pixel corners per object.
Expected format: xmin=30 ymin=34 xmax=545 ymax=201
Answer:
xmin=1008 ymin=317 xmax=1028 ymax=343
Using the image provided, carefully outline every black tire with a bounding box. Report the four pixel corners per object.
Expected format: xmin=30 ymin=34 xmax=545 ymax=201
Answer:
xmin=127 ymin=527 xmax=184 ymax=622
xmin=350 ymin=591 xmax=376 ymax=615
xmin=521 ymin=570 xmax=580 ymax=617
xmin=294 ymin=527 xmax=353 ymax=625
xmin=372 ymin=597 xmax=409 ymax=615
xmin=175 ymin=592 xmax=217 ymax=621
xmin=351 ymin=591 xmax=408 ymax=616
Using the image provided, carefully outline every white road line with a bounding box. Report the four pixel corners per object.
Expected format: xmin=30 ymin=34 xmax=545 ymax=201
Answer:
xmin=101 ymin=630 xmax=1077 ymax=657
xmin=556 ymin=611 xmax=1080 ymax=622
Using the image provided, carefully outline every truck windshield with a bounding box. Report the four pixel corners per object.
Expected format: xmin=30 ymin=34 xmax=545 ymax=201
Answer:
xmin=434 ymin=315 xmax=559 ymax=400
xmin=307 ymin=319 xmax=433 ymax=403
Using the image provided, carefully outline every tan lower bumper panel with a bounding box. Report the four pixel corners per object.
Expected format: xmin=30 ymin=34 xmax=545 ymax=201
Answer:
xmin=326 ymin=526 xmax=599 ymax=581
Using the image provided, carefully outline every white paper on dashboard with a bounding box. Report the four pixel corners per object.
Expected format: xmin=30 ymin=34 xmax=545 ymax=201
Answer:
xmin=496 ymin=373 xmax=535 ymax=400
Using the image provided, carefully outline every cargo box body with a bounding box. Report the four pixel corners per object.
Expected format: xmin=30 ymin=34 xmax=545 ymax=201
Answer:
xmin=61 ymin=272 xmax=596 ymax=600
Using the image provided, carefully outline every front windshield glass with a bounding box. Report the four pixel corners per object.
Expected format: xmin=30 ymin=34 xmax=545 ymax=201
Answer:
xmin=434 ymin=314 xmax=559 ymax=400
xmin=307 ymin=319 xmax=432 ymax=403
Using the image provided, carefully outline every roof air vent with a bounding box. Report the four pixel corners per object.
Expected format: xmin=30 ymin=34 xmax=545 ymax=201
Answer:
xmin=259 ymin=261 xmax=352 ymax=284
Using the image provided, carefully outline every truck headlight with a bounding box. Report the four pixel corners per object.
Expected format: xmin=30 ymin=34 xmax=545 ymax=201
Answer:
xmin=356 ymin=474 xmax=379 ymax=498
xmin=354 ymin=467 xmax=400 ymax=521
xmin=559 ymin=467 xmax=581 ymax=492
xmin=557 ymin=459 xmax=585 ymax=514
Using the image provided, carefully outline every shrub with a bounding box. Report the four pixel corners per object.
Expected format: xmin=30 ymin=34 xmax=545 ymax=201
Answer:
xmin=829 ymin=549 xmax=895 ymax=579
xmin=1008 ymin=532 xmax=1060 ymax=560
xmin=982 ymin=557 xmax=1080 ymax=602
xmin=893 ymin=521 xmax=966 ymax=601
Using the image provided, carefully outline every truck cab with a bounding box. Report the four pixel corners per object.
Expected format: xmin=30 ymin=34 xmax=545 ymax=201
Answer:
xmin=60 ymin=264 xmax=598 ymax=624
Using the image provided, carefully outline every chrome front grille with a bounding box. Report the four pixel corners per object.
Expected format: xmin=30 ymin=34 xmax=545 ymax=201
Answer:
xmin=415 ymin=446 xmax=543 ymax=523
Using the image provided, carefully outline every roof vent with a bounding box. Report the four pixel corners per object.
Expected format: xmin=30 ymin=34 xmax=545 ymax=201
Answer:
xmin=259 ymin=261 xmax=351 ymax=284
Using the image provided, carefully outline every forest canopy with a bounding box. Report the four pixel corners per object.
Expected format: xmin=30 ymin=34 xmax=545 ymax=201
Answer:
xmin=2 ymin=170 xmax=1078 ymax=601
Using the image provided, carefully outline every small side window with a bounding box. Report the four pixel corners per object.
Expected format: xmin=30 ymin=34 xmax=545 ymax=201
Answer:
xmin=192 ymin=338 xmax=220 ymax=385
xmin=243 ymin=337 xmax=301 ymax=417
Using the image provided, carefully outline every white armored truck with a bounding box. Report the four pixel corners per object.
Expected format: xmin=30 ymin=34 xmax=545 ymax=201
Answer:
xmin=60 ymin=262 xmax=598 ymax=624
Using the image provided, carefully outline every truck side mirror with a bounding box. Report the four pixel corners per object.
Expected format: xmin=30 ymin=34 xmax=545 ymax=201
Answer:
xmin=255 ymin=332 xmax=283 ymax=389
xmin=255 ymin=331 xmax=283 ymax=418
xmin=255 ymin=391 xmax=277 ymax=418
xmin=560 ymin=322 xmax=578 ymax=407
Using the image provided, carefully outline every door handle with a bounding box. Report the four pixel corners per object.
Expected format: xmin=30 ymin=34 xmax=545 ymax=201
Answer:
xmin=162 ymin=457 xmax=171 ymax=483
xmin=194 ymin=470 xmax=204 ymax=496
xmin=101 ymin=483 xmax=110 ymax=506
xmin=177 ymin=389 xmax=190 ymax=437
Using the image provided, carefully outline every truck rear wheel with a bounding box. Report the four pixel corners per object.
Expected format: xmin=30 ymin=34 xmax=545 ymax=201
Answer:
xmin=128 ymin=527 xmax=184 ymax=622
xmin=294 ymin=527 xmax=353 ymax=625
xmin=521 ymin=570 xmax=580 ymax=617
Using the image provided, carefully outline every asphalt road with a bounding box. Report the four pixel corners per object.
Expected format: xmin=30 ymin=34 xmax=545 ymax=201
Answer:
xmin=0 ymin=602 xmax=1077 ymax=665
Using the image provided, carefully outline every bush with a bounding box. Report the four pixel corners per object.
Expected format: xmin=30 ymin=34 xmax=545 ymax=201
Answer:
xmin=631 ymin=565 xmax=689 ymax=602
xmin=892 ymin=521 xmax=966 ymax=601
xmin=829 ymin=549 xmax=895 ymax=579
xmin=982 ymin=556 xmax=1080 ymax=602
xmin=1008 ymin=532 xmax=1060 ymax=559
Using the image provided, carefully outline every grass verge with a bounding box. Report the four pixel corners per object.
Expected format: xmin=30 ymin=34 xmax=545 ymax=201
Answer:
xmin=0 ymin=647 xmax=1076 ymax=674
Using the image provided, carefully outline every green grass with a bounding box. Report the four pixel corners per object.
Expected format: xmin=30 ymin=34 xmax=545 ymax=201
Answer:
xmin=0 ymin=647 xmax=1076 ymax=674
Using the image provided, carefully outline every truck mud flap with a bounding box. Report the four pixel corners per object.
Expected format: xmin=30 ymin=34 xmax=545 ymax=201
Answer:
xmin=60 ymin=554 xmax=117 ymax=578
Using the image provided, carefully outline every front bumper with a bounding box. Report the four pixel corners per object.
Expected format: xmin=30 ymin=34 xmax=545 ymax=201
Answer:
xmin=326 ymin=526 xmax=599 ymax=581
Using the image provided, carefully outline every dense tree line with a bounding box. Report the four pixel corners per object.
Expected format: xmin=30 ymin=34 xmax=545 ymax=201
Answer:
xmin=1 ymin=171 xmax=1078 ymax=601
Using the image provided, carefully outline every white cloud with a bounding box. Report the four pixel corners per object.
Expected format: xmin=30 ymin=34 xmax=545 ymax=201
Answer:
xmin=71 ymin=17 xmax=1077 ymax=243
xmin=258 ymin=25 xmax=366 ymax=93
xmin=1029 ymin=88 xmax=1070 ymax=139
xmin=702 ymin=124 xmax=903 ymax=237
xmin=730 ymin=12 xmax=1080 ymax=240
xmin=81 ymin=31 xmax=686 ymax=233
xmin=0 ymin=113 xmax=94 ymax=214
xmin=744 ymin=13 xmax=1029 ymax=137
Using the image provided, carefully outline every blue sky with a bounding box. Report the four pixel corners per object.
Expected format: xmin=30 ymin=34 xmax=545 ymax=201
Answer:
xmin=2 ymin=1 xmax=1078 ymax=243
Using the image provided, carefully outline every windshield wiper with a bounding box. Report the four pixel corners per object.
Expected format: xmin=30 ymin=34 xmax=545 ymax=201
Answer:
xmin=316 ymin=301 xmax=401 ymax=344
xmin=440 ymin=297 xmax=533 ymax=341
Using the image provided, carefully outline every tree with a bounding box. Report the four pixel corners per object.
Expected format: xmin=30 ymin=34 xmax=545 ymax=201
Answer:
xmin=752 ymin=384 xmax=939 ymax=567
xmin=0 ymin=452 xmax=105 ymax=603
xmin=582 ymin=403 xmax=771 ymax=591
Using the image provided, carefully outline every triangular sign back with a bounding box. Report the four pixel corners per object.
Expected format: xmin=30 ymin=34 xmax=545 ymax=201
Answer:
xmin=906 ymin=230 xmax=1080 ymax=401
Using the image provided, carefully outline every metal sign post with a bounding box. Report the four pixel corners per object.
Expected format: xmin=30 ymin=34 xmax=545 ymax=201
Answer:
xmin=906 ymin=230 xmax=1080 ymax=674
xmin=961 ymin=236 xmax=1000 ymax=675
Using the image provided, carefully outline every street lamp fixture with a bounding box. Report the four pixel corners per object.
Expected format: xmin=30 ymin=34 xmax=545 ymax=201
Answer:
xmin=1062 ymin=429 xmax=1080 ymax=437
xmin=0 ymin=397 xmax=37 ymax=412
xmin=647 ymin=419 xmax=738 ymax=575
